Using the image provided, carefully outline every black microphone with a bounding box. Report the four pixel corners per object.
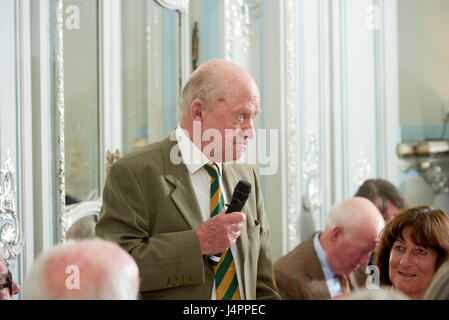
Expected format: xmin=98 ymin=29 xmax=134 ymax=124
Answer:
xmin=208 ymin=180 xmax=252 ymax=266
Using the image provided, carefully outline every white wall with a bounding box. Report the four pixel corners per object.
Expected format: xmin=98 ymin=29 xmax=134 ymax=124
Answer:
xmin=398 ymin=0 xmax=449 ymax=126
xmin=397 ymin=0 xmax=449 ymax=213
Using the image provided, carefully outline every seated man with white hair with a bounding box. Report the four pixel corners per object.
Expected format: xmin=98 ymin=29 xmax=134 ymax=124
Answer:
xmin=274 ymin=197 xmax=385 ymax=300
xmin=23 ymin=238 xmax=140 ymax=300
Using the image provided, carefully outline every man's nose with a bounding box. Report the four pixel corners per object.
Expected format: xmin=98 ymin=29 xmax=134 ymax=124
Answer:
xmin=360 ymin=252 xmax=372 ymax=266
xmin=243 ymin=119 xmax=255 ymax=139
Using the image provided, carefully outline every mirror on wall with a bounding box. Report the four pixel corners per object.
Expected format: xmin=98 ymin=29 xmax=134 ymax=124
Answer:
xmin=63 ymin=0 xmax=99 ymax=205
xmin=121 ymin=0 xmax=181 ymax=154
xmin=55 ymin=0 xmax=188 ymax=241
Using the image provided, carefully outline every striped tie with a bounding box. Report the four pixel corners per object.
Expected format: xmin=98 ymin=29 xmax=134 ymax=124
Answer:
xmin=204 ymin=163 xmax=241 ymax=300
xmin=336 ymin=274 xmax=351 ymax=295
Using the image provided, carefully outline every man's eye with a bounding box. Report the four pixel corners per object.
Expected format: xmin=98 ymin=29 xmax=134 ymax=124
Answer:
xmin=238 ymin=114 xmax=245 ymax=121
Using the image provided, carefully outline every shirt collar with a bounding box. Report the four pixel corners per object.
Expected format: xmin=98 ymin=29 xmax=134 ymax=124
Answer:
xmin=175 ymin=124 xmax=222 ymax=175
xmin=313 ymin=232 xmax=336 ymax=281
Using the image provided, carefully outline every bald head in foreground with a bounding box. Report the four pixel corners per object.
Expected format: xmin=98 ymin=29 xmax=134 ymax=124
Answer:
xmin=274 ymin=197 xmax=385 ymax=300
xmin=23 ymin=239 xmax=139 ymax=299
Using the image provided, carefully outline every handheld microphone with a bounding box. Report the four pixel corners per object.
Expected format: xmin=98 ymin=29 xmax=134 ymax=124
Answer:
xmin=208 ymin=180 xmax=252 ymax=266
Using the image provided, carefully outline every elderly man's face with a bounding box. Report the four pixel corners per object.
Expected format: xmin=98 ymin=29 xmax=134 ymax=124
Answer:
xmin=329 ymin=224 xmax=381 ymax=275
xmin=335 ymin=235 xmax=378 ymax=275
xmin=199 ymin=82 xmax=260 ymax=163
xmin=0 ymin=258 xmax=20 ymax=300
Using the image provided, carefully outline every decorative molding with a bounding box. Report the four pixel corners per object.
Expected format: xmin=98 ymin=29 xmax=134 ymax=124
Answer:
xmin=302 ymin=133 xmax=321 ymax=214
xmin=353 ymin=144 xmax=373 ymax=189
xmin=284 ymin=0 xmax=299 ymax=251
xmin=0 ymin=151 xmax=23 ymax=268
xmin=399 ymin=156 xmax=449 ymax=194
xmin=155 ymin=0 xmax=189 ymax=12
xmin=56 ymin=0 xmax=70 ymax=242
xmin=224 ymin=0 xmax=261 ymax=60
xmin=418 ymin=159 xmax=449 ymax=194
xmin=155 ymin=0 xmax=190 ymax=86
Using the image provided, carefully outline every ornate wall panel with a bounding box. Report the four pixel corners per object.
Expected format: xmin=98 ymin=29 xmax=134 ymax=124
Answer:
xmin=283 ymin=0 xmax=301 ymax=251
xmin=0 ymin=152 xmax=22 ymax=268
xmin=0 ymin=0 xmax=35 ymax=296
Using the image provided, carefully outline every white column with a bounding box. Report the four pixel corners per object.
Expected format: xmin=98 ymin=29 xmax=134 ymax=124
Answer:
xmin=16 ymin=0 xmax=35 ymax=280
xmin=100 ymin=0 xmax=123 ymax=194
xmin=30 ymin=0 xmax=54 ymax=259
xmin=377 ymin=0 xmax=400 ymax=184
xmin=263 ymin=0 xmax=285 ymax=259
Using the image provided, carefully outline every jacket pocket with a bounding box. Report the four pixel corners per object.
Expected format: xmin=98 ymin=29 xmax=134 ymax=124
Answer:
xmin=247 ymin=219 xmax=260 ymax=239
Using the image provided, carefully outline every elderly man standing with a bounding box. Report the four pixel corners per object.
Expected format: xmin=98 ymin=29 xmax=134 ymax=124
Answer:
xmin=96 ymin=59 xmax=280 ymax=300
xmin=0 ymin=256 xmax=20 ymax=300
xmin=274 ymin=197 xmax=385 ymax=300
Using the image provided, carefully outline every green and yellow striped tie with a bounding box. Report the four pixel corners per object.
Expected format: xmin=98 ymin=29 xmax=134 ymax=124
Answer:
xmin=205 ymin=163 xmax=241 ymax=300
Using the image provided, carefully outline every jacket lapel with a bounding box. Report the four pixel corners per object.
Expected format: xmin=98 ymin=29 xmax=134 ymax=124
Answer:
xmin=162 ymin=136 xmax=204 ymax=229
xmin=302 ymin=235 xmax=332 ymax=299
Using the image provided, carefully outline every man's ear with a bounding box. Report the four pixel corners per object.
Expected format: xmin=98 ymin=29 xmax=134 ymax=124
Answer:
xmin=330 ymin=225 xmax=343 ymax=245
xmin=190 ymin=99 xmax=205 ymax=121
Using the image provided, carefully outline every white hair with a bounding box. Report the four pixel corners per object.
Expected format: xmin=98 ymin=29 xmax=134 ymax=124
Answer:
xmin=23 ymin=239 xmax=139 ymax=300
xmin=179 ymin=66 xmax=225 ymax=115
xmin=324 ymin=198 xmax=381 ymax=240
xmin=325 ymin=202 xmax=359 ymax=232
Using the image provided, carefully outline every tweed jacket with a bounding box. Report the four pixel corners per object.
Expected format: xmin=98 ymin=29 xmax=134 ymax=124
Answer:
xmin=274 ymin=233 xmax=366 ymax=300
xmin=95 ymin=135 xmax=280 ymax=300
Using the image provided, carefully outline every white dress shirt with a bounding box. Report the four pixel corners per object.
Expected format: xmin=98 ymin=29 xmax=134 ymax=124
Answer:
xmin=313 ymin=232 xmax=344 ymax=298
xmin=175 ymin=124 xmax=246 ymax=299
